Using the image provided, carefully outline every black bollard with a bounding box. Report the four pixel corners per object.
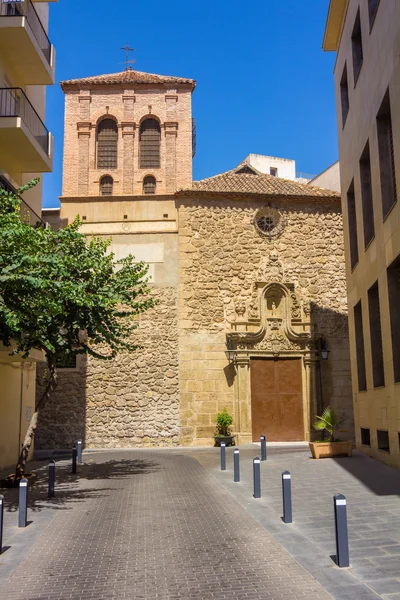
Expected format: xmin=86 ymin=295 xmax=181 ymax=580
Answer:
xmin=48 ymin=460 xmax=55 ymax=498
xmin=77 ymin=439 xmax=83 ymax=464
xmin=253 ymin=457 xmax=261 ymax=498
xmin=18 ymin=478 xmax=28 ymax=528
xmin=220 ymin=442 xmax=226 ymax=471
xmin=334 ymin=494 xmax=350 ymax=567
xmin=72 ymin=445 xmax=77 ymax=474
xmin=233 ymin=448 xmax=240 ymax=482
xmin=260 ymin=435 xmax=267 ymax=461
xmin=0 ymin=494 xmax=3 ymax=554
xmin=282 ymin=471 xmax=292 ymax=523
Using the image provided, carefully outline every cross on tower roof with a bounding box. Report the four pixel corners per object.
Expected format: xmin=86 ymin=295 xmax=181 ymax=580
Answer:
xmin=120 ymin=43 xmax=136 ymax=70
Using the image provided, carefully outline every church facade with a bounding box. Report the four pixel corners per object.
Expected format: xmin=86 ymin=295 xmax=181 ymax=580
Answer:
xmin=37 ymin=69 xmax=353 ymax=449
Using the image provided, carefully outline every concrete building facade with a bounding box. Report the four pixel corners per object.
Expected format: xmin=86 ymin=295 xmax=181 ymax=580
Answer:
xmin=324 ymin=0 xmax=400 ymax=467
xmin=37 ymin=67 xmax=354 ymax=450
xmin=0 ymin=0 xmax=56 ymax=468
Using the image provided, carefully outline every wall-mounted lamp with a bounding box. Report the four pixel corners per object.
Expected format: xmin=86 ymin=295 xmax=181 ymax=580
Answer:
xmin=320 ymin=337 xmax=330 ymax=360
xmin=225 ymin=340 xmax=235 ymax=362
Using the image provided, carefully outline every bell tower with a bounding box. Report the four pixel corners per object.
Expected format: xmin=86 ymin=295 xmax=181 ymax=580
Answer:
xmin=61 ymin=68 xmax=196 ymax=198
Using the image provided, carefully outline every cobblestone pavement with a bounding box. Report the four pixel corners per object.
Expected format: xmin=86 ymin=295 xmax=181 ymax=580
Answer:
xmin=195 ymin=445 xmax=400 ymax=600
xmin=0 ymin=449 xmax=331 ymax=600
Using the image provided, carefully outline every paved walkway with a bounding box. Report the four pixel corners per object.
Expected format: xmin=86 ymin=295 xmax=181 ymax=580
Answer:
xmin=0 ymin=449 xmax=330 ymax=600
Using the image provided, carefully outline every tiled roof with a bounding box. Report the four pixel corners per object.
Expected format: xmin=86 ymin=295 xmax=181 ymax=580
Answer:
xmin=177 ymin=166 xmax=340 ymax=199
xmin=60 ymin=69 xmax=196 ymax=90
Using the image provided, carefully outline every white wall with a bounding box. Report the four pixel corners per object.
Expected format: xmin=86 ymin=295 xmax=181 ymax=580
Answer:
xmin=244 ymin=154 xmax=296 ymax=180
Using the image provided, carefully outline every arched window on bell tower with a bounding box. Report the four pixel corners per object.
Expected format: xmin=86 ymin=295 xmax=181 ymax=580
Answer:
xmin=139 ymin=118 xmax=160 ymax=169
xmin=97 ymin=118 xmax=118 ymax=169
xmin=99 ymin=175 xmax=113 ymax=196
xmin=143 ymin=175 xmax=156 ymax=194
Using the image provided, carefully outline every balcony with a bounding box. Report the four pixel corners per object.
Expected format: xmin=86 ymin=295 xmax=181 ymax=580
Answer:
xmin=0 ymin=88 xmax=53 ymax=173
xmin=0 ymin=1 xmax=55 ymax=85
xmin=0 ymin=175 xmax=45 ymax=228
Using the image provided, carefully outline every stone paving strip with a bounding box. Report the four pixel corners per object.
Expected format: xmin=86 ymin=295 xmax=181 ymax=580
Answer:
xmin=194 ymin=445 xmax=400 ymax=600
xmin=0 ymin=450 xmax=332 ymax=600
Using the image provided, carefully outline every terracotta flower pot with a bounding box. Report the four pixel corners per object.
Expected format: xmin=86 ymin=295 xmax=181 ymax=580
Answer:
xmin=309 ymin=440 xmax=353 ymax=459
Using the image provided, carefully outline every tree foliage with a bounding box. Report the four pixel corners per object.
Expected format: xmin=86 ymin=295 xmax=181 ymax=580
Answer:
xmin=0 ymin=181 xmax=154 ymax=477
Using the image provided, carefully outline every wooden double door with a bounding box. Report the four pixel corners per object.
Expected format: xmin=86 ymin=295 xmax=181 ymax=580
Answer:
xmin=250 ymin=358 xmax=304 ymax=442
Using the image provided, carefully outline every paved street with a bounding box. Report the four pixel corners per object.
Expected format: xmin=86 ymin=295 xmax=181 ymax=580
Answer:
xmin=0 ymin=449 xmax=330 ymax=600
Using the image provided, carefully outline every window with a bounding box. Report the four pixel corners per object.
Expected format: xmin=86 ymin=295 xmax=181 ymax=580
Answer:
xmin=361 ymin=428 xmax=371 ymax=446
xmin=351 ymin=10 xmax=363 ymax=83
xmin=354 ymin=300 xmax=367 ymax=391
xmin=100 ymin=175 xmax=113 ymax=196
xmin=377 ymin=430 xmax=390 ymax=453
xmin=56 ymin=354 xmax=77 ymax=369
xmin=377 ymin=90 xmax=397 ymax=218
xmin=97 ymin=119 xmax=118 ymax=169
xmin=270 ymin=167 xmax=278 ymax=177
xmin=340 ymin=64 xmax=349 ymax=126
xmin=368 ymin=0 xmax=380 ymax=28
xmin=347 ymin=181 xmax=359 ymax=269
xmin=387 ymin=253 xmax=400 ymax=383
xmin=143 ymin=175 xmax=156 ymax=194
xmin=139 ymin=118 xmax=161 ymax=169
xmin=368 ymin=281 xmax=385 ymax=388
xmin=359 ymin=141 xmax=375 ymax=247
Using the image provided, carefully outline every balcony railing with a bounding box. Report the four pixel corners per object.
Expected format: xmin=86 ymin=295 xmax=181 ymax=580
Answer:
xmin=0 ymin=87 xmax=50 ymax=155
xmin=0 ymin=175 xmax=44 ymax=228
xmin=0 ymin=0 xmax=52 ymax=64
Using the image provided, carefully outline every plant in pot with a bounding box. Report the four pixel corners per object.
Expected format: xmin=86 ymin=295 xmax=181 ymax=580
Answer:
xmin=214 ymin=408 xmax=235 ymax=447
xmin=309 ymin=406 xmax=353 ymax=459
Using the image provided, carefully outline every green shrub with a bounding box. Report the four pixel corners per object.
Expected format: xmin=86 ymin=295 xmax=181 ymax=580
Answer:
xmin=215 ymin=408 xmax=233 ymax=436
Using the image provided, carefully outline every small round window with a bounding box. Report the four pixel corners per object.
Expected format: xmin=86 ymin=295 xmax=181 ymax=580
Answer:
xmin=253 ymin=206 xmax=284 ymax=239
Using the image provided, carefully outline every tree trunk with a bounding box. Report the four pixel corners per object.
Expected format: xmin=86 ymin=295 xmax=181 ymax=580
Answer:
xmin=15 ymin=358 xmax=58 ymax=479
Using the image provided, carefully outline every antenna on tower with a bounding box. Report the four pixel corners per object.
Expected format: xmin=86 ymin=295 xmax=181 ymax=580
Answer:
xmin=120 ymin=43 xmax=136 ymax=70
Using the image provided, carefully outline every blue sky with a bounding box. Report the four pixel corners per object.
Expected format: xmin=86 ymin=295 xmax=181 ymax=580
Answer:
xmin=42 ymin=0 xmax=337 ymax=208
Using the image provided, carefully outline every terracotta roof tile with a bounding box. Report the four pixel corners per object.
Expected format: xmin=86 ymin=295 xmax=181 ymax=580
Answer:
xmin=60 ymin=69 xmax=195 ymax=90
xmin=177 ymin=166 xmax=340 ymax=199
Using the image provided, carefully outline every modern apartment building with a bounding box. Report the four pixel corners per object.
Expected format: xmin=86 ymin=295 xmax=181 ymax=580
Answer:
xmin=0 ymin=0 xmax=56 ymax=468
xmin=324 ymin=0 xmax=400 ymax=466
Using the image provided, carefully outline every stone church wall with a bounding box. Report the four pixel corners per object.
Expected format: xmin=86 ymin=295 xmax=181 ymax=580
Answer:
xmin=177 ymin=196 xmax=353 ymax=445
xmin=36 ymin=287 xmax=180 ymax=449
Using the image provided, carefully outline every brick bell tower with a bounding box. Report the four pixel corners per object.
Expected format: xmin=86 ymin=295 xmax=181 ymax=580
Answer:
xmin=60 ymin=68 xmax=196 ymax=199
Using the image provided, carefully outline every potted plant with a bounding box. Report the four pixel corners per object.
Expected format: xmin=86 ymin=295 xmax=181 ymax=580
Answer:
xmin=214 ymin=408 xmax=235 ymax=446
xmin=309 ymin=406 xmax=353 ymax=459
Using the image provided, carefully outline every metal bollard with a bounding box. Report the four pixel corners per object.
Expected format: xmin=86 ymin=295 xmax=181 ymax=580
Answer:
xmin=77 ymin=439 xmax=83 ymax=464
xmin=282 ymin=471 xmax=292 ymax=523
xmin=260 ymin=435 xmax=267 ymax=461
xmin=253 ymin=457 xmax=261 ymax=498
xmin=233 ymin=448 xmax=240 ymax=482
xmin=18 ymin=479 xmax=28 ymax=528
xmin=334 ymin=494 xmax=350 ymax=567
xmin=0 ymin=494 xmax=3 ymax=554
xmin=72 ymin=445 xmax=77 ymax=474
xmin=48 ymin=460 xmax=55 ymax=498
xmin=220 ymin=442 xmax=226 ymax=471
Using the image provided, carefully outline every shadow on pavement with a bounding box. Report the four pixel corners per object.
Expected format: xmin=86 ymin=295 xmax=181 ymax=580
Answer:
xmin=1 ymin=457 xmax=160 ymax=514
xmin=333 ymin=452 xmax=400 ymax=496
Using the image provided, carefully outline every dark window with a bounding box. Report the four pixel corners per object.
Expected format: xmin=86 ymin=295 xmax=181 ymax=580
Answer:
xmin=387 ymin=253 xmax=400 ymax=383
xmin=359 ymin=141 xmax=375 ymax=247
xmin=368 ymin=0 xmax=380 ymax=28
xmin=377 ymin=430 xmax=390 ymax=453
xmin=377 ymin=90 xmax=397 ymax=218
xmin=270 ymin=167 xmax=278 ymax=177
xmin=340 ymin=64 xmax=349 ymax=126
xmin=139 ymin=119 xmax=161 ymax=169
xmin=57 ymin=354 xmax=77 ymax=369
xmin=354 ymin=300 xmax=367 ymax=391
xmin=361 ymin=428 xmax=371 ymax=446
xmin=347 ymin=181 xmax=359 ymax=269
xmin=97 ymin=119 xmax=118 ymax=169
xmin=368 ymin=281 xmax=385 ymax=388
xmin=143 ymin=175 xmax=156 ymax=194
xmin=100 ymin=176 xmax=113 ymax=196
xmin=351 ymin=10 xmax=363 ymax=83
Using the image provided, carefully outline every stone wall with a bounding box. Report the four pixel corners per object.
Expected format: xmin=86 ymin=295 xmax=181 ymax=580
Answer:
xmin=36 ymin=287 xmax=179 ymax=449
xmin=177 ymin=196 xmax=353 ymax=445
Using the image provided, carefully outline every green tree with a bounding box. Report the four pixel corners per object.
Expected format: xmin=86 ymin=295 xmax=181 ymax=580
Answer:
xmin=0 ymin=181 xmax=154 ymax=479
